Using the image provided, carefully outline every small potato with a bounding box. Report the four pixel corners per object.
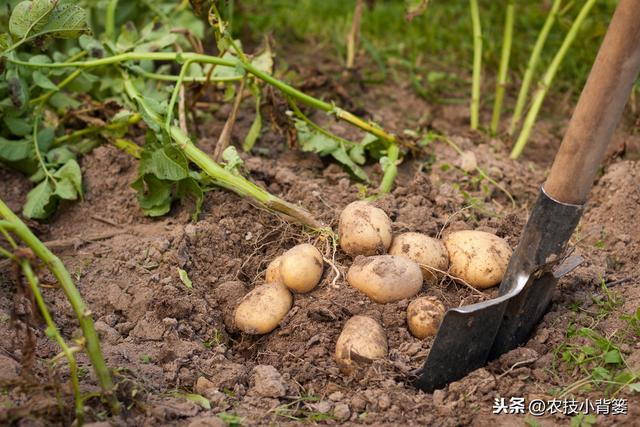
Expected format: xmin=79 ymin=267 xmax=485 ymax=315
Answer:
xmin=339 ymin=201 xmax=393 ymax=256
xmin=407 ymin=296 xmax=446 ymax=339
xmin=280 ymin=244 xmax=323 ymax=293
xmin=265 ymin=256 xmax=283 ymax=283
xmin=347 ymin=255 xmax=423 ymax=303
xmin=335 ymin=315 xmax=387 ymax=370
xmin=444 ymin=230 xmax=512 ymax=289
xmin=234 ymin=282 xmax=293 ymax=334
xmin=389 ymin=232 xmax=449 ymax=284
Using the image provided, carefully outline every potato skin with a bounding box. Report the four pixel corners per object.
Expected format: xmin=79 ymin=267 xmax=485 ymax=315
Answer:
xmin=407 ymin=296 xmax=446 ymax=339
xmin=265 ymin=256 xmax=283 ymax=283
xmin=234 ymin=282 xmax=293 ymax=334
xmin=444 ymin=230 xmax=512 ymax=289
xmin=339 ymin=201 xmax=393 ymax=256
xmin=335 ymin=315 xmax=387 ymax=370
xmin=347 ymin=255 xmax=423 ymax=303
xmin=280 ymin=244 xmax=323 ymax=293
xmin=389 ymin=232 xmax=449 ymax=285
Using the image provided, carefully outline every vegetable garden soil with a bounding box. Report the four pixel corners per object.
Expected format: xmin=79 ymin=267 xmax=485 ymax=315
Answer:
xmin=1 ymin=51 xmax=640 ymax=426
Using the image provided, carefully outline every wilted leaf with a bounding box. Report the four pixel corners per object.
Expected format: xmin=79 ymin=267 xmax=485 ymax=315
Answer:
xmin=222 ymin=146 xmax=244 ymax=173
xmin=9 ymin=1 xmax=89 ymax=45
xmin=9 ymin=0 xmax=56 ymax=39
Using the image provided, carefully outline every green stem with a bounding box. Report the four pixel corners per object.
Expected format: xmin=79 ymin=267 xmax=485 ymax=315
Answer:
xmin=20 ymin=260 xmax=83 ymax=423
xmin=165 ymin=59 xmax=194 ymax=129
xmin=105 ymin=0 xmax=119 ymax=41
xmin=129 ymin=68 xmax=242 ymax=83
xmin=509 ymin=0 xmax=562 ymax=136
xmin=510 ymin=0 xmax=596 ymax=159
xmin=378 ymin=143 xmax=399 ymax=194
xmin=469 ymin=0 xmax=482 ymax=130
xmin=53 ymin=114 xmax=142 ymax=146
xmin=11 ymin=51 xmax=398 ymax=145
xmin=121 ymin=75 xmax=322 ymax=229
xmin=490 ymin=0 xmax=514 ymax=135
xmin=33 ymin=109 xmax=55 ymax=183
xmin=0 ymin=201 xmax=120 ymax=414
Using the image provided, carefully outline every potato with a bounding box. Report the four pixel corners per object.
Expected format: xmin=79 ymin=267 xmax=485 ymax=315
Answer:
xmin=335 ymin=315 xmax=387 ymax=370
xmin=347 ymin=255 xmax=423 ymax=303
xmin=339 ymin=201 xmax=393 ymax=256
xmin=444 ymin=230 xmax=512 ymax=289
xmin=407 ymin=296 xmax=446 ymax=339
xmin=389 ymin=232 xmax=449 ymax=285
xmin=280 ymin=244 xmax=323 ymax=293
xmin=234 ymin=282 xmax=293 ymax=334
xmin=265 ymin=256 xmax=283 ymax=283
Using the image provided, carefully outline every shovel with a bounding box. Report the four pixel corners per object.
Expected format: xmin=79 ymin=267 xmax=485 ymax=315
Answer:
xmin=416 ymin=0 xmax=640 ymax=392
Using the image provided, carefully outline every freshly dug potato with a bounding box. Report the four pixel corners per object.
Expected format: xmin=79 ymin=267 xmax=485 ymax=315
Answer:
xmin=335 ymin=315 xmax=387 ymax=370
xmin=389 ymin=232 xmax=449 ymax=284
xmin=265 ymin=256 xmax=283 ymax=283
xmin=444 ymin=230 xmax=512 ymax=289
xmin=234 ymin=282 xmax=293 ymax=334
xmin=347 ymin=255 xmax=423 ymax=303
xmin=339 ymin=201 xmax=393 ymax=256
xmin=407 ymin=296 xmax=446 ymax=339
xmin=279 ymin=244 xmax=323 ymax=293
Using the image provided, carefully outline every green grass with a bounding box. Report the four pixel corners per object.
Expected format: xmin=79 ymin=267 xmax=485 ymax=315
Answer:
xmin=236 ymin=0 xmax=616 ymax=99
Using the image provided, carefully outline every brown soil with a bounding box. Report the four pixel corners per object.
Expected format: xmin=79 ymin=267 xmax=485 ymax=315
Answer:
xmin=1 ymin=51 xmax=639 ymax=427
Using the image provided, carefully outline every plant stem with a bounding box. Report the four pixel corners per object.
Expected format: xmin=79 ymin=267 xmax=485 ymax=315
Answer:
xmin=105 ymin=0 xmax=119 ymax=41
xmin=121 ymin=75 xmax=323 ymax=228
xmin=509 ymin=0 xmax=562 ymax=136
xmin=166 ymin=59 xmax=194 ymax=129
xmin=346 ymin=0 xmax=365 ymax=69
xmin=11 ymin=52 xmax=397 ymax=144
xmin=20 ymin=260 xmax=83 ymax=424
xmin=378 ymin=143 xmax=399 ymax=194
xmin=53 ymin=114 xmax=142 ymax=145
xmin=510 ymin=0 xmax=596 ymax=159
xmin=0 ymin=200 xmax=120 ymax=414
xmin=129 ymin=68 xmax=242 ymax=83
xmin=490 ymin=0 xmax=514 ymax=135
xmin=469 ymin=0 xmax=482 ymax=130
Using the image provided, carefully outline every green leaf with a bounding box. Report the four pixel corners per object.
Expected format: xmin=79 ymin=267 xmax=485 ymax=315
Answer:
xmin=0 ymin=33 xmax=12 ymax=53
xmin=0 ymin=137 xmax=32 ymax=162
xmin=141 ymin=146 xmax=190 ymax=181
xmin=53 ymin=159 xmax=82 ymax=199
xmin=176 ymin=178 xmax=204 ymax=221
xmin=32 ymin=70 xmax=58 ymax=90
xmin=603 ymin=349 xmax=622 ymax=365
xmin=243 ymin=89 xmax=262 ymax=152
xmin=349 ymin=144 xmax=366 ymax=165
xmin=23 ymin=179 xmax=55 ymax=219
xmin=9 ymin=0 xmax=56 ymax=39
xmin=9 ymin=1 xmax=89 ymax=44
xmin=173 ymin=392 xmax=210 ymax=410
xmin=628 ymin=382 xmax=640 ymax=392
xmin=222 ymin=146 xmax=243 ymax=173
xmin=178 ymin=268 xmax=193 ymax=289
xmin=3 ymin=116 xmax=32 ymax=136
xmin=48 ymin=92 xmax=81 ymax=111
xmin=131 ymin=175 xmax=172 ymax=217
xmin=251 ymin=46 xmax=274 ymax=75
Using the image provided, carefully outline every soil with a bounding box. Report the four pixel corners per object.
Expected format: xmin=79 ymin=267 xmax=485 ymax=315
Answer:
xmin=1 ymin=48 xmax=639 ymax=427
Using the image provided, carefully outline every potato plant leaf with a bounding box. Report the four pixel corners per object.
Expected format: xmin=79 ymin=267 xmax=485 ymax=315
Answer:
xmin=8 ymin=1 xmax=89 ymax=46
xmin=22 ymin=158 xmax=83 ymax=219
xmin=293 ymin=118 xmax=369 ymax=182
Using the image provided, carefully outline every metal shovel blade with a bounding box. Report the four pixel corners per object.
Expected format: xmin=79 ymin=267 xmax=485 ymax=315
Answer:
xmin=415 ymin=188 xmax=583 ymax=392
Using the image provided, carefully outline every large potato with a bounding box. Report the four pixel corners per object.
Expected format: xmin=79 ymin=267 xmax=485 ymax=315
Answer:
xmin=339 ymin=201 xmax=393 ymax=256
xmin=444 ymin=230 xmax=512 ymax=289
xmin=265 ymin=255 xmax=283 ymax=283
xmin=335 ymin=315 xmax=387 ymax=370
xmin=347 ymin=255 xmax=423 ymax=303
xmin=280 ymin=244 xmax=323 ymax=293
xmin=234 ymin=282 xmax=293 ymax=334
xmin=406 ymin=296 xmax=446 ymax=339
xmin=389 ymin=232 xmax=449 ymax=285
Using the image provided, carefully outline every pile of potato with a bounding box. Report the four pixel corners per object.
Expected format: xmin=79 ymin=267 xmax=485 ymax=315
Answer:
xmin=233 ymin=200 xmax=513 ymax=371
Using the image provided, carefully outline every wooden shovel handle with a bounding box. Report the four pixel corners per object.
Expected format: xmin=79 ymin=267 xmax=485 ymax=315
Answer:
xmin=544 ymin=0 xmax=640 ymax=204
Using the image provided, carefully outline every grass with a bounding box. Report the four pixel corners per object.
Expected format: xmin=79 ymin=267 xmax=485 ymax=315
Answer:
xmin=552 ymin=281 xmax=640 ymax=398
xmin=236 ymin=0 xmax=617 ymax=99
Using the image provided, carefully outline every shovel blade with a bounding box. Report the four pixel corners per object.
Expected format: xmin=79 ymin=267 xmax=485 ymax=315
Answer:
xmin=414 ymin=291 xmax=516 ymax=392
